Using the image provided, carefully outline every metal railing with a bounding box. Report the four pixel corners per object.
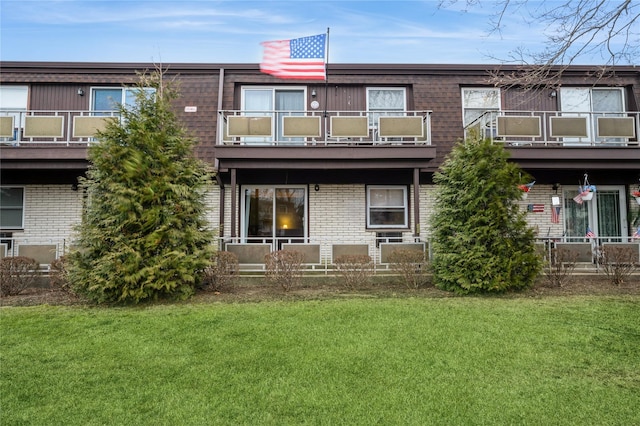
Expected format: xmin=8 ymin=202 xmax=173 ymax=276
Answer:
xmin=2 ymin=235 xmax=638 ymax=276
xmin=0 ymin=110 xmax=120 ymax=146
xmin=465 ymin=110 xmax=640 ymax=146
xmin=218 ymin=110 xmax=433 ymax=146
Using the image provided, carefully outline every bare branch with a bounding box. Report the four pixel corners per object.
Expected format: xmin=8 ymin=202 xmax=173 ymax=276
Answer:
xmin=440 ymin=0 xmax=640 ymax=89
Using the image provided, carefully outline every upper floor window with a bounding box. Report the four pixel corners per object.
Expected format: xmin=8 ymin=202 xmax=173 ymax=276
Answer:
xmin=0 ymin=86 xmax=28 ymax=140
xmin=560 ymin=87 xmax=624 ymax=113
xmin=241 ymin=86 xmax=306 ymax=143
xmin=367 ymin=87 xmax=406 ymax=127
xmin=91 ymin=87 xmax=156 ymax=112
xmin=560 ymin=87 xmax=625 ymax=143
xmin=367 ymin=185 xmax=408 ymax=229
xmin=462 ymin=88 xmax=500 ymax=127
xmin=0 ymin=187 xmax=25 ymax=230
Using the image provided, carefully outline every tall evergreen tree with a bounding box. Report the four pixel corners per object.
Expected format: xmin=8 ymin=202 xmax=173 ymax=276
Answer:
xmin=69 ymin=71 xmax=213 ymax=303
xmin=431 ymin=136 xmax=541 ymax=294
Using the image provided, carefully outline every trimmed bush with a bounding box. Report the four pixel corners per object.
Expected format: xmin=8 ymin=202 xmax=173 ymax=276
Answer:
xmin=388 ymin=249 xmax=428 ymax=288
xmin=49 ymin=256 xmax=76 ymax=295
xmin=431 ymin=137 xmax=541 ymax=294
xmin=203 ymin=251 xmax=239 ymax=292
xmin=597 ymin=245 xmax=638 ymax=285
xmin=265 ymin=250 xmax=304 ymax=291
xmin=0 ymin=256 xmax=39 ymax=297
xmin=544 ymin=247 xmax=578 ymax=287
xmin=334 ymin=254 xmax=373 ymax=289
xmin=67 ymin=71 xmax=213 ymax=304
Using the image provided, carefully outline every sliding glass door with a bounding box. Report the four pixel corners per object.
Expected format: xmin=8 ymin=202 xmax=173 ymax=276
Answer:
xmin=242 ymin=186 xmax=307 ymax=243
xmin=242 ymin=87 xmax=305 ymax=144
xmin=563 ymin=186 xmax=628 ymax=241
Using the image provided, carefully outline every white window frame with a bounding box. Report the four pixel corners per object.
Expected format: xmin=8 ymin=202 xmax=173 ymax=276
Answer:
xmin=240 ymin=86 xmax=308 ymax=144
xmin=366 ymin=185 xmax=409 ymax=229
xmin=366 ymin=87 xmax=407 ymax=128
xmin=0 ymin=186 xmax=25 ymax=230
xmin=461 ymin=87 xmax=501 ymax=128
xmin=0 ymin=86 xmax=29 ymax=141
xmin=90 ymin=87 xmax=156 ymax=113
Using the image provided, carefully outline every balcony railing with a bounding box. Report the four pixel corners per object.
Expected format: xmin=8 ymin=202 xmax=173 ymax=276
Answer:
xmin=218 ymin=110 xmax=432 ymax=146
xmin=466 ymin=110 xmax=640 ymax=147
xmin=0 ymin=110 xmax=119 ymax=146
xmin=3 ymin=235 xmax=637 ymax=275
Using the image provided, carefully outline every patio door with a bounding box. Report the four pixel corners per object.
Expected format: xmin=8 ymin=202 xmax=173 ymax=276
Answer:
xmin=560 ymin=88 xmax=625 ymax=144
xmin=242 ymin=87 xmax=305 ymax=144
xmin=242 ymin=186 xmax=307 ymax=244
xmin=563 ymin=186 xmax=628 ymax=241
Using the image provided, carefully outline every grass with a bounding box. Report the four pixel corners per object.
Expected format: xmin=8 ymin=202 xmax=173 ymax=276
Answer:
xmin=1 ymin=296 xmax=639 ymax=425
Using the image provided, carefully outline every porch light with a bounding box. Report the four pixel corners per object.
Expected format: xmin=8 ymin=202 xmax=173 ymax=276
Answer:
xmin=77 ymin=88 xmax=84 ymax=96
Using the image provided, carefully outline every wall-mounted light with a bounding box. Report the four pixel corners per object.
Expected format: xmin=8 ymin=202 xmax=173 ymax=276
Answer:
xmin=549 ymin=90 xmax=557 ymax=98
xmin=311 ymin=89 xmax=317 ymax=98
xmin=314 ymin=184 xmax=320 ymax=191
xmin=552 ymin=183 xmax=559 ymax=194
xmin=77 ymin=88 xmax=85 ymax=96
xmin=71 ymin=183 xmax=79 ymax=191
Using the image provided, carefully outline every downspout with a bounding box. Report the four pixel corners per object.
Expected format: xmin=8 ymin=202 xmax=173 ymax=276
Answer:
xmin=216 ymin=174 xmax=225 ymax=240
xmin=230 ymin=168 xmax=237 ymax=239
xmin=216 ymin=68 xmax=225 ymax=239
xmin=413 ymin=168 xmax=420 ymax=237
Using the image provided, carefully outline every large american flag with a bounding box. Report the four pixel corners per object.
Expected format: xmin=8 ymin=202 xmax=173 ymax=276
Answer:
xmin=260 ymin=34 xmax=326 ymax=80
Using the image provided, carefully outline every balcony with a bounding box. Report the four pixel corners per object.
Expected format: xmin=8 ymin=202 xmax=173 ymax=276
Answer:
xmin=0 ymin=110 xmax=119 ymax=146
xmin=214 ymin=110 xmax=437 ymax=177
xmin=217 ymin=110 xmax=432 ymax=146
xmin=466 ymin=110 xmax=640 ymax=170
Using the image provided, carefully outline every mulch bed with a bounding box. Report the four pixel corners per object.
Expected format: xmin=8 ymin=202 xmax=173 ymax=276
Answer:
xmin=2 ymin=274 xmax=639 ymax=307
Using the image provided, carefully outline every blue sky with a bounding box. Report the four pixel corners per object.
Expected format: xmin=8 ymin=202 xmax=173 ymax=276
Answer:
xmin=0 ymin=0 xmax=603 ymax=64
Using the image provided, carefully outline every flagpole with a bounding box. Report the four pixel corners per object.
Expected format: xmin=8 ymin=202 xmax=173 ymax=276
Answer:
xmin=323 ymin=27 xmax=330 ymax=117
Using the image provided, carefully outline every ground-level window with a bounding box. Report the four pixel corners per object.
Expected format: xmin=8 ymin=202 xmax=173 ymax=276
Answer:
xmin=242 ymin=186 xmax=307 ymax=242
xmin=0 ymin=187 xmax=25 ymax=229
xmin=366 ymin=186 xmax=408 ymax=229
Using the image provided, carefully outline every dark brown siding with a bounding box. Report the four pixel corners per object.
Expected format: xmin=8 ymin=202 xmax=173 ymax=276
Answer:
xmin=30 ymin=84 xmax=90 ymax=110
xmin=503 ymin=88 xmax=558 ymax=111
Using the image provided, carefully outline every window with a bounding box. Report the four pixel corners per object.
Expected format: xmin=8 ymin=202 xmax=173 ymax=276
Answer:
xmin=367 ymin=87 xmax=406 ymax=127
xmin=91 ymin=87 xmax=156 ymax=113
xmin=0 ymin=86 xmax=28 ymax=140
xmin=462 ymin=88 xmax=500 ymax=127
xmin=241 ymin=87 xmax=306 ymax=144
xmin=0 ymin=187 xmax=25 ymax=229
xmin=242 ymin=186 xmax=307 ymax=242
xmin=560 ymin=87 xmax=625 ymax=143
xmin=563 ymin=185 xmax=628 ymax=242
xmin=367 ymin=186 xmax=408 ymax=229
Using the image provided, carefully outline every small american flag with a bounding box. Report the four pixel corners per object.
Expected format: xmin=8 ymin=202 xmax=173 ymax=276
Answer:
xmin=585 ymin=227 xmax=595 ymax=238
xmin=260 ymin=34 xmax=326 ymax=80
xmin=551 ymin=206 xmax=560 ymax=223
xmin=573 ymin=191 xmax=586 ymax=204
xmin=632 ymin=227 xmax=640 ymax=240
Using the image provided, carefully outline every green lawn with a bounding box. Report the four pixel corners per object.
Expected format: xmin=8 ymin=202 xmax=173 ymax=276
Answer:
xmin=2 ymin=296 xmax=639 ymax=425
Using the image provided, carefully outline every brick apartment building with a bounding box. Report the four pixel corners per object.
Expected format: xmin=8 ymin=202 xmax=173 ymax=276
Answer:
xmin=1 ymin=61 xmax=639 ymax=268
